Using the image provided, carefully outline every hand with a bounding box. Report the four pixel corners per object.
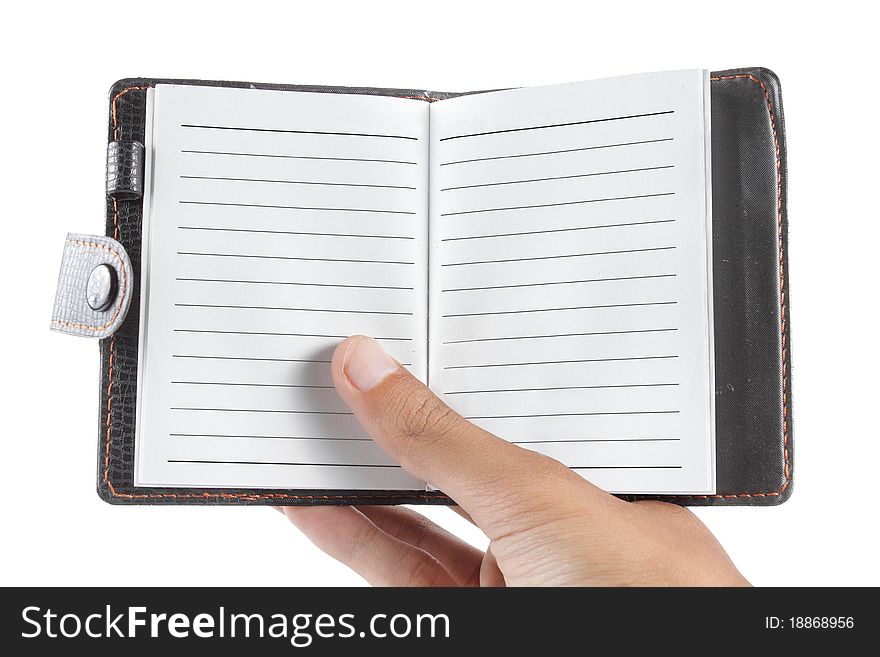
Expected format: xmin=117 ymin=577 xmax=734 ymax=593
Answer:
xmin=279 ymin=336 xmax=748 ymax=587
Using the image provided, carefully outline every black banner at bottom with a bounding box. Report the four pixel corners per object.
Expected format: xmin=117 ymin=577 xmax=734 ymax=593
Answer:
xmin=1 ymin=587 xmax=869 ymax=653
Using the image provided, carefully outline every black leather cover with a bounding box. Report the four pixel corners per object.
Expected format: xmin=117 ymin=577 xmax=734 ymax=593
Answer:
xmin=99 ymin=69 xmax=791 ymax=505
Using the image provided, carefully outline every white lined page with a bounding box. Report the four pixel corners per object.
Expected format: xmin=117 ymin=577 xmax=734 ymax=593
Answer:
xmin=428 ymin=71 xmax=714 ymax=494
xmin=135 ymin=85 xmax=429 ymax=489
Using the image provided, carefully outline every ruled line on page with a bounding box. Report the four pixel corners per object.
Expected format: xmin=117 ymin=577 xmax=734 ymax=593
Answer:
xmin=444 ymin=383 xmax=680 ymax=394
xmin=465 ymin=410 xmax=680 ymax=419
xmin=441 ymin=220 xmax=676 ymax=242
xmin=181 ymin=124 xmax=418 ymax=140
xmin=441 ymin=246 xmax=676 ymax=268
xmin=177 ymin=226 xmax=416 ymax=241
xmin=170 ymin=408 xmax=354 ymax=416
xmin=174 ymin=303 xmax=414 ymax=316
xmin=170 ymin=353 xmax=413 ymax=366
xmin=180 ymin=175 xmax=417 ymax=191
xmin=441 ymin=301 xmax=676 ymax=318
xmin=442 ymin=275 xmax=677 ymax=293
xmin=170 ymin=433 xmax=373 ymax=442
xmin=438 ymin=110 xmax=675 ymax=141
xmin=439 ymin=137 xmax=674 ymax=166
xmin=171 ymin=381 xmax=335 ymax=389
xmin=171 ymin=355 xmax=330 ymax=363
xmin=176 ymin=252 xmax=415 ymax=265
xmin=168 ymin=459 xmax=403 ymax=468
xmin=569 ymin=466 xmax=682 ymax=470
xmin=439 ymin=165 xmax=674 ymax=192
xmin=179 ymin=200 xmax=417 ymax=215
xmin=167 ymin=459 xmax=676 ymax=470
xmin=173 ymin=328 xmax=413 ymax=340
xmin=443 ymin=355 xmax=678 ymax=370
xmin=442 ymin=328 xmax=678 ymax=345
xmin=511 ymin=438 xmax=680 ymax=444
xmin=175 ymin=278 xmax=415 ymax=291
xmin=439 ymin=192 xmax=675 ymax=217
xmin=181 ymin=149 xmax=418 ymax=165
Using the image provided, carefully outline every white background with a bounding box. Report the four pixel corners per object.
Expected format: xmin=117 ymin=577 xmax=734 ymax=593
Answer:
xmin=1 ymin=0 xmax=877 ymax=586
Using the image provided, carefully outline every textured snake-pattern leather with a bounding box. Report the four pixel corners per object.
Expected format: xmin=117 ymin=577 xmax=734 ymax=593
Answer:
xmin=106 ymin=141 xmax=144 ymax=199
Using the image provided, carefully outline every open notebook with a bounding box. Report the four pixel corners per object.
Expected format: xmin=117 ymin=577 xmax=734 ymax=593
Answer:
xmin=134 ymin=70 xmax=715 ymax=495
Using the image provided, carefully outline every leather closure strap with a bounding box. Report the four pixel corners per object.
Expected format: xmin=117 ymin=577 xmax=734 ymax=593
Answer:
xmin=50 ymin=233 xmax=133 ymax=339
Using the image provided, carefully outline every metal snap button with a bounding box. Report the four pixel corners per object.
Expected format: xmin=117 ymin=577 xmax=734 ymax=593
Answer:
xmin=86 ymin=264 xmax=118 ymax=311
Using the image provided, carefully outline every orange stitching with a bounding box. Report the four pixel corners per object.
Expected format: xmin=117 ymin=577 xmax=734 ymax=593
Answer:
xmin=111 ymin=86 xmax=148 ymax=141
xmin=51 ymin=239 xmax=128 ymax=332
xmin=661 ymin=73 xmax=789 ymax=500
xmin=104 ymin=336 xmax=115 ymax=490
xmin=111 ymin=199 xmax=119 ymax=241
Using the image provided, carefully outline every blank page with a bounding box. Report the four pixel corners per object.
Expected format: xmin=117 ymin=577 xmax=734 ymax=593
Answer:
xmin=135 ymin=85 xmax=429 ymax=489
xmin=428 ymin=71 xmax=714 ymax=494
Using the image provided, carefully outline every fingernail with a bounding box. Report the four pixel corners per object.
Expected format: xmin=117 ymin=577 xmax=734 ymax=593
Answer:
xmin=343 ymin=337 xmax=399 ymax=391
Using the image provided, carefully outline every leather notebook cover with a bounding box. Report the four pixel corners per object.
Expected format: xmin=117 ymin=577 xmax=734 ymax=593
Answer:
xmin=97 ymin=68 xmax=791 ymax=505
